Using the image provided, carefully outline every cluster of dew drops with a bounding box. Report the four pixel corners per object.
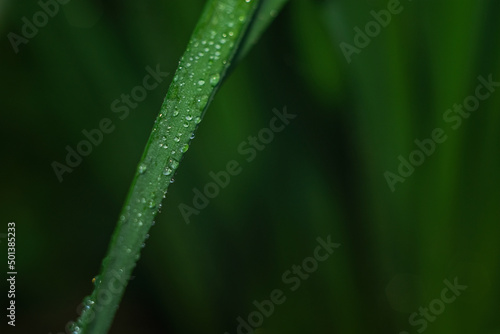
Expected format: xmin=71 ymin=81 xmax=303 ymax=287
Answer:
xmin=69 ymin=5 xmax=256 ymax=333
xmin=134 ymin=5 xmax=251 ymax=216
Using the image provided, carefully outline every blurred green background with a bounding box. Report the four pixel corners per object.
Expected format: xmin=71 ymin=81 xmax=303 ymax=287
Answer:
xmin=1 ymin=0 xmax=499 ymax=333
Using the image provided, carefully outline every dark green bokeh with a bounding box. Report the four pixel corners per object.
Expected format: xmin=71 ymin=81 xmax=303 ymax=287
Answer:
xmin=1 ymin=0 xmax=499 ymax=333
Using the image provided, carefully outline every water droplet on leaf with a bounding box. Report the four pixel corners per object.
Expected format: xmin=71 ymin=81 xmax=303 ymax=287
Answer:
xmin=210 ymin=73 xmax=220 ymax=86
xmin=197 ymin=95 xmax=209 ymax=108
xmin=138 ymin=163 xmax=147 ymax=174
xmin=170 ymin=159 xmax=179 ymax=169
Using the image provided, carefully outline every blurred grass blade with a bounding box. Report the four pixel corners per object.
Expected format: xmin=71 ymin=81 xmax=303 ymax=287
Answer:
xmin=68 ymin=0 xmax=290 ymax=333
xmin=236 ymin=0 xmax=290 ymax=61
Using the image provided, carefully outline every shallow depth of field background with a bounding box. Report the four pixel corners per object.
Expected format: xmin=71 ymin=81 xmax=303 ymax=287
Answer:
xmin=1 ymin=0 xmax=499 ymax=333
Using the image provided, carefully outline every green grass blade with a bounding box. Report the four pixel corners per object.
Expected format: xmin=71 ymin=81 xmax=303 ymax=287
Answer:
xmin=68 ymin=1 xmax=277 ymax=333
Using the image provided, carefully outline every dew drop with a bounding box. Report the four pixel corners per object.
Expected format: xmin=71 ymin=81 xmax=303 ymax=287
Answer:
xmin=173 ymin=108 xmax=179 ymax=116
xmin=138 ymin=163 xmax=147 ymax=174
xmin=197 ymin=95 xmax=209 ymax=108
xmin=174 ymin=136 xmax=180 ymax=142
xmin=69 ymin=323 xmax=81 ymax=334
xmin=163 ymin=167 xmax=173 ymax=176
xmin=198 ymin=79 xmax=205 ymax=86
xmin=170 ymin=159 xmax=179 ymax=169
xmin=186 ymin=115 xmax=193 ymax=121
xmin=210 ymin=73 xmax=220 ymax=86
xmin=181 ymin=144 xmax=189 ymax=153
xmin=170 ymin=178 xmax=175 ymax=183
xmin=194 ymin=116 xmax=201 ymax=124
xmin=92 ymin=275 xmax=100 ymax=285
xmin=83 ymin=296 xmax=94 ymax=307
